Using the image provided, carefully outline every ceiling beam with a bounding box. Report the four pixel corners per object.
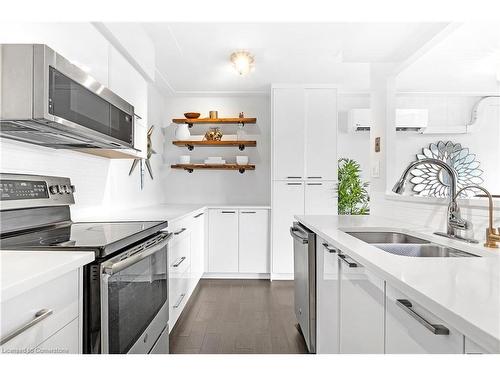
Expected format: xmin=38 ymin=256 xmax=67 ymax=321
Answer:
xmin=392 ymin=22 xmax=462 ymax=77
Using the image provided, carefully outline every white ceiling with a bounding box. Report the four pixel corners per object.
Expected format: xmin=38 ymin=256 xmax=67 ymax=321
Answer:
xmin=397 ymin=22 xmax=500 ymax=92
xmin=142 ymin=22 xmax=448 ymax=94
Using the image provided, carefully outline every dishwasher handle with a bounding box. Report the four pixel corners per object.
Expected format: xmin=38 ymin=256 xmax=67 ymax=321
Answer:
xmin=290 ymin=226 xmax=309 ymax=244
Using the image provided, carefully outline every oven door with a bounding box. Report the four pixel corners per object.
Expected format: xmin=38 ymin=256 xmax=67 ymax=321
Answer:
xmin=100 ymin=232 xmax=172 ymax=354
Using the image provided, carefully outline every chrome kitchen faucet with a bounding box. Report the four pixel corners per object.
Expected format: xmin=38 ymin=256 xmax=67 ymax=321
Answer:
xmin=392 ymin=158 xmax=478 ymax=244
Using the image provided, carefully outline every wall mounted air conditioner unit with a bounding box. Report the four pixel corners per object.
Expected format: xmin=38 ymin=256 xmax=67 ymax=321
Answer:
xmin=348 ymin=109 xmax=372 ymax=133
xmin=395 ymin=109 xmax=428 ymax=132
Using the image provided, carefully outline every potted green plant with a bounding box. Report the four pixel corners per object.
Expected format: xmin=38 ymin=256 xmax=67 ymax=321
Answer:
xmin=337 ymin=158 xmax=370 ymax=215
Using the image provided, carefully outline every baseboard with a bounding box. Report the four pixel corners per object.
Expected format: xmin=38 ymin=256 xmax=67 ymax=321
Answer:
xmin=271 ymin=273 xmax=294 ymax=281
xmin=202 ymin=272 xmax=270 ymax=279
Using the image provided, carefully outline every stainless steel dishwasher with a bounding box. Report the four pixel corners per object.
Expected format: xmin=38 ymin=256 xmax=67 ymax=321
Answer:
xmin=290 ymin=222 xmax=316 ymax=353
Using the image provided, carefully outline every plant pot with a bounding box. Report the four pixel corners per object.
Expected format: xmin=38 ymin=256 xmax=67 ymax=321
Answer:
xmin=175 ymin=124 xmax=191 ymax=140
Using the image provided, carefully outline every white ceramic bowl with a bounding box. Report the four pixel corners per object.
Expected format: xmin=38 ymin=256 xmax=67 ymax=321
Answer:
xmin=179 ymin=155 xmax=191 ymax=164
xmin=236 ymin=156 xmax=249 ymax=165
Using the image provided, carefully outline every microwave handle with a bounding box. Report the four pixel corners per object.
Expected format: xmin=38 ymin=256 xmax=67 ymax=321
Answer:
xmin=102 ymin=232 xmax=173 ymax=275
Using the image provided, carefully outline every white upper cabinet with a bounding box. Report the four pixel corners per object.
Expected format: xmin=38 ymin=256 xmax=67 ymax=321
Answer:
xmin=272 ymin=181 xmax=305 ymax=275
xmin=238 ymin=209 xmax=270 ymax=273
xmin=272 ymin=88 xmax=306 ymax=180
xmin=0 ymin=23 xmax=109 ymax=85
xmin=272 ymin=85 xmax=338 ymax=181
xmin=304 ymin=88 xmax=338 ymax=180
xmin=385 ymin=284 xmax=464 ymax=354
xmin=339 ymin=252 xmax=385 ymax=354
xmin=208 ymin=209 xmax=239 ymax=273
xmin=304 ymin=181 xmax=338 ymax=215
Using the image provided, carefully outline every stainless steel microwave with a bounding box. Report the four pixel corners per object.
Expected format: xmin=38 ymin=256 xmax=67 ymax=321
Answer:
xmin=0 ymin=44 xmax=135 ymax=149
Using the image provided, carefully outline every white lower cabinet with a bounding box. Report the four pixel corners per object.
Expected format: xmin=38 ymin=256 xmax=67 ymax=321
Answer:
xmin=316 ymin=239 xmax=340 ymax=354
xmin=272 ymin=181 xmax=305 ymax=275
xmin=339 ymin=252 xmax=385 ymax=354
xmin=305 ymin=181 xmax=338 ymax=215
xmin=190 ymin=211 xmax=206 ymax=290
xmin=208 ymin=209 xmax=239 ymax=273
xmin=168 ymin=219 xmax=191 ymax=330
xmin=385 ymin=284 xmax=464 ymax=354
xmin=0 ymin=269 xmax=82 ymax=354
xmin=239 ymin=210 xmax=269 ymax=273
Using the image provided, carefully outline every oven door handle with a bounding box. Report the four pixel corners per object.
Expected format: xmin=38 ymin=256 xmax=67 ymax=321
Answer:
xmin=102 ymin=232 xmax=173 ymax=275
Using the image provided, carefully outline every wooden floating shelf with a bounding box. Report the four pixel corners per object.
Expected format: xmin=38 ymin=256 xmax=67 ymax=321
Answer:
xmin=172 ymin=140 xmax=257 ymax=151
xmin=172 ymin=117 xmax=256 ymax=128
xmin=171 ymin=163 xmax=256 ymax=174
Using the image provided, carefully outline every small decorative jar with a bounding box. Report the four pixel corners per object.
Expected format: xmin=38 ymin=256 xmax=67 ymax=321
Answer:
xmin=175 ymin=123 xmax=191 ymax=140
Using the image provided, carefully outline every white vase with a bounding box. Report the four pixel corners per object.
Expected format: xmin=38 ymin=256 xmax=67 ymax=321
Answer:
xmin=175 ymin=124 xmax=191 ymax=140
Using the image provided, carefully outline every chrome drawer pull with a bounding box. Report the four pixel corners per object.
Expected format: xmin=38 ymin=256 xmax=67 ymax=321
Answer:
xmin=307 ymin=176 xmax=322 ymax=179
xmin=174 ymin=228 xmax=186 ymax=235
xmin=287 ymin=183 xmax=302 ymax=186
xmin=172 ymin=256 xmax=186 ymax=268
xmin=0 ymin=309 xmax=53 ymax=345
xmin=241 ymin=211 xmax=256 ymax=214
xmin=173 ymin=293 xmax=186 ymax=308
xmin=322 ymin=243 xmax=337 ymax=253
xmin=221 ymin=211 xmax=236 ymax=214
xmin=307 ymin=183 xmax=323 ymax=186
xmin=286 ymin=176 xmax=302 ymax=179
xmin=194 ymin=212 xmax=204 ymax=218
xmin=338 ymin=254 xmax=358 ymax=267
xmin=396 ymin=299 xmax=450 ymax=335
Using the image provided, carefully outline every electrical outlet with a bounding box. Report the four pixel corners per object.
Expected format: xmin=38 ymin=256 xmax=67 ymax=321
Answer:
xmin=371 ymin=160 xmax=380 ymax=178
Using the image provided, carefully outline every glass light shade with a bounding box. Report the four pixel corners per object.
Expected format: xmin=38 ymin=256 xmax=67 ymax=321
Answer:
xmin=230 ymin=51 xmax=255 ymax=76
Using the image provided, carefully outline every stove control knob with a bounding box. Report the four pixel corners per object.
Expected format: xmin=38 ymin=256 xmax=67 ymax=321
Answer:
xmin=57 ymin=185 xmax=65 ymax=194
xmin=49 ymin=185 xmax=59 ymax=194
xmin=62 ymin=185 xmax=70 ymax=194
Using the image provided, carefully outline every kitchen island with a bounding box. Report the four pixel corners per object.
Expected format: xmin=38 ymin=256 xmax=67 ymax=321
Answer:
xmin=295 ymin=214 xmax=500 ymax=354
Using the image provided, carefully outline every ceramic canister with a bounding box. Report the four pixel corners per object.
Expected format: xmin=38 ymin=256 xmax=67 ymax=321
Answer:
xmin=175 ymin=123 xmax=191 ymax=140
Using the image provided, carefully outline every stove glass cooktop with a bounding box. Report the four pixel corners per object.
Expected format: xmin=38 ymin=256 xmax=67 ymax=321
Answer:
xmin=0 ymin=221 xmax=167 ymax=258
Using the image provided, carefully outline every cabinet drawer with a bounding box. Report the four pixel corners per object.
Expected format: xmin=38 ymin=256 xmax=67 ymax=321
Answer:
xmin=1 ymin=270 xmax=79 ymax=352
xmin=169 ymin=270 xmax=190 ymax=330
xmin=386 ymin=284 xmax=464 ymax=354
xmin=169 ymin=228 xmax=191 ymax=275
xmin=35 ymin=318 xmax=79 ymax=354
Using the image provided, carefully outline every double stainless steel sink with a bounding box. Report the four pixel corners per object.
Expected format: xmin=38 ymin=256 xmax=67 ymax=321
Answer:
xmin=345 ymin=231 xmax=478 ymax=258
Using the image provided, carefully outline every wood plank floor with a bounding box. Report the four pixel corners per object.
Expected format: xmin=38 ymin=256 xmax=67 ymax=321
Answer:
xmin=170 ymin=279 xmax=308 ymax=354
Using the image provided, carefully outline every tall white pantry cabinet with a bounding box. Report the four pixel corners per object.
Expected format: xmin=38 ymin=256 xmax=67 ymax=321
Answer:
xmin=271 ymin=85 xmax=338 ymax=279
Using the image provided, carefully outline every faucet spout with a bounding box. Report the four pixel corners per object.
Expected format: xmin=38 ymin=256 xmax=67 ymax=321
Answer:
xmin=392 ymin=158 xmax=459 ymax=201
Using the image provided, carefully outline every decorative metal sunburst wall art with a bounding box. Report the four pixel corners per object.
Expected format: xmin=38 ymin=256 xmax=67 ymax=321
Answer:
xmin=410 ymin=141 xmax=484 ymax=198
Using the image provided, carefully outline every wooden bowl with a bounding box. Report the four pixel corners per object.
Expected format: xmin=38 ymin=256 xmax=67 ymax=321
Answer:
xmin=184 ymin=112 xmax=201 ymax=119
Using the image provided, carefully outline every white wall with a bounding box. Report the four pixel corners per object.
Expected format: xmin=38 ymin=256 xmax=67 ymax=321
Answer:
xmin=162 ymin=95 xmax=271 ymax=205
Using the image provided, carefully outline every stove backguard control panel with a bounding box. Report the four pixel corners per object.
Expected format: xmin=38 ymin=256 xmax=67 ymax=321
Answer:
xmin=0 ymin=173 xmax=75 ymax=210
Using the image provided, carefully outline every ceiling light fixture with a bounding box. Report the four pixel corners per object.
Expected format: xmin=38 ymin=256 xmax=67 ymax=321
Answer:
xmin=230 ymin=51 xmax=255 ymax=76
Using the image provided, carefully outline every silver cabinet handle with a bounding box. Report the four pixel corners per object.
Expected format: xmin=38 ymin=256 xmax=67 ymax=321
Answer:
xmin=396 ymin=299 xmax=450 ymax=335
xmin=338 ymin=254 xmax=358 ymax=267
xmin=221 ymin=211 xmax=236 ymax=214
xmin=174 ymin=228 xmax=186 ymax=235
xmin=307 ymin=176 xmax=322 ymax=179
xmin=290 ymin=227 xmax=308 ymax=244
xmin=194 ymin=212 xmax=204 ymax=218
xmin=307 ymin=183 xmax=323 ymax=186
xmin=323 ymin=243 xmax=337 ymax=253
xmin=173 ymin=293 xmax=186 ymax=308
xmin=287 ymin=183 xmax=303 ymax=186
xmin=0 ymin=309 xmax=53 ymax=345
xmin=241 ymin=211 xmax=256 ymax=214
xmin=172 ymin=256 xmax=186 ymax=268
xmin=286 ymin=176 xmax=302 ymax=179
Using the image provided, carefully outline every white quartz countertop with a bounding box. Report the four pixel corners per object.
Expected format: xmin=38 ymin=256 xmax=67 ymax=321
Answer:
xmin=295 ymin=214 xmax=500 ymax=353
xmin=1 ymin=251 xmax=95 ymax=301
xmin=74 ymin=204 xmax=271 ymax=223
